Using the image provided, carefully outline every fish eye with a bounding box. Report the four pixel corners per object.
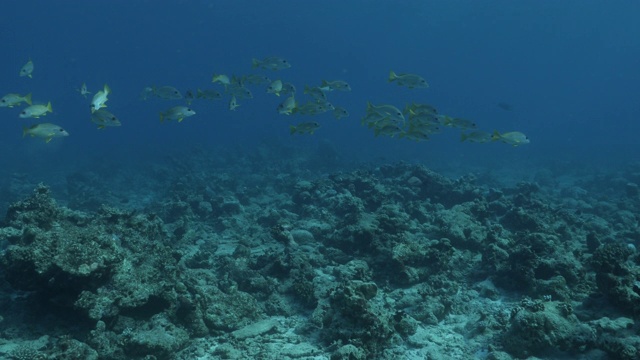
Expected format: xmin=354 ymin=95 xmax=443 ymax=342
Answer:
xmin=59 ymin=128 xmax=65 ymax=132
xmin=21 ymin=111 xmax=26 ymax=114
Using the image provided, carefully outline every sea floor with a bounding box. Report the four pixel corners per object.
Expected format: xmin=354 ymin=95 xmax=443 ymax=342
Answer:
xmin=0 ymin=145 xmax=639 ymax=360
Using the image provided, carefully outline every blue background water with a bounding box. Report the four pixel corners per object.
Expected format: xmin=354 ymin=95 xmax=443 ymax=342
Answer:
xmin=1 ymin=0 xmax=638 ymax=184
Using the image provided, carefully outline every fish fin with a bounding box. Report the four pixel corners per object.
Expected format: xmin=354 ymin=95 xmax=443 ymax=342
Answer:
xmin=46 ymin=101 xmax=52 ymax=112
xmin=388 ymin=71 xmax=397 ymax=82
xmin=104 ymin=84 xmax=111 ymax=94
xmin=289 ymin=125 xmax=296 ymax=135
xmin=159 ymin=113 xmax=164 ymax=123
xmin=178 ymin=117 xmax=184 ymax=122
xmin=24 ymin=93 xmax=32 ymax=105
xmin=251 ymin=58 xmax=260 ymax=69
xmin=45 ymin=137 xmax=52 ymax=143
xmin=22 ymin=126 xmax=28 ymax=138
xmin=460 ymin=133 xmax=467 ymax=142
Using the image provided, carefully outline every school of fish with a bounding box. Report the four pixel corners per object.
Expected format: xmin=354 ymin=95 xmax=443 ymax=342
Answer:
xmin=2 ymin=58 xmax=529 ymax=146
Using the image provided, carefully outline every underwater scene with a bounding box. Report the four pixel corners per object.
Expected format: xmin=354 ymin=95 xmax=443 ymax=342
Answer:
xmin=1 ymin=1 xmax=639 ymax=359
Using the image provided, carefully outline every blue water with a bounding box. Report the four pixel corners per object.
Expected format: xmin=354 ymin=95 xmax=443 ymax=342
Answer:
xmin=1 ymin=0 xmax=639 ymax=183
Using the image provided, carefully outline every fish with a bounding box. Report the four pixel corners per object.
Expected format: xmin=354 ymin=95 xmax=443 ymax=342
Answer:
xmin=333 ymin=106 xmax=349 ymax=120
xmin=212 ymin=74 xmax=231 ymax=86
xmin=23 ymin=123 xmax=69 ymax=143
xmin=321 ymin=80 xmax=351 ymax=92
xmin=277 ymin=95 xmax=296 ymax=115
xmin=77 ymin=83 xmax=91 ymax=98
xmin=388 ymin=71 xmax=429 ymax=89
xmin=140 ymin=86 xmax=154 ymax=100
xmin=294 ymin=101 xmax=329 ymax=116
xmin=399 ymin=128 xmax=431 ymax=141
xmin=266 ymin=80 xmax=283 ymax=96
xmin=20 ymin=102 xmax=52 ymax=118
xmin=153 ymin=85 xmax=182 ymax=100
xmin=290 ymin=121 xmax=320 ymax=135
xmin=91 ymin=84 xmax=111 ymax=113
xmin=492 ymin=131 xmax=530 ymax=146
xmin=229 ymin=96 xmax=239 ymax=111
xmin=20 ymin=59 xmax=33 ymax=78
xmin=405 ymin=103 xmax=437 ymax=116
xmin=461 ymin=131 xmax=492 ymax=143
xmin=366 ymin=102 xmax=405 ymax=124
xmin=159 ymin=106 xmax=196 ymax=123
xmin=225 ymin=84 xmax=253 ymax=99
xmin=303 ymin=85 xmax=327 ymax=101
xmin=281 ymin=82 xmax=296 ymax=95
xmin=196 ymin=88 xmax=222 ymax=100
xmin=252 ymin=57 xmax=291 ymax=71
xmin=91 ymin=109 xmax=121 ymax=129
xmin=241 ymin=74 xmax=271 ymax=85
xmin=373 ymin=123 xmax=404 ymax=138
xmin=497 ymin=102 xmax=513 ymax=111
xmin=317 ymin=100 xmax=334 ymax=111
xmin=184 ymin=90 xmax=195 ymax=105
xmin=0 ymin=93 xmax=32 ymax=108
xmin=442 ymin=116 xmax=476 ymax=129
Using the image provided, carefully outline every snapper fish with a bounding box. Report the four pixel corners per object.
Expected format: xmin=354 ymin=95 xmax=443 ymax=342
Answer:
xmin=20 ymin=102 xmax=52 ymax=118
xmin=388 ymin=71 xmax=429 ymax=89
xmin=252 ymin=57 xmax=291 ymax=71
xmin=91 ymin=109 xmax=121 ymax=129
xmin=23 ymin=123 xmax=69 ymax=143
xmin=77 ymin=83 xmax=91 ymax=98
xmin=91 ymin=84 xmax=110 ymax=113
xmin=442 ymin=116 xmax=476 ymax=130
xmin=492 ymin=131 xmax=530 ymax=146
xmin=266 ymin=80 xmax=283 ymax=96
xmin=139 ymin=86 xmax=154 ymax=100
xmin=0 ymin=93 xmax=32 ymax=108
xmin=333 ymin=106 xmax=349 ymax=120
xmin=20 ymin=59 xmax=34 ymax=78
xmin=212 ymin=74 xmax=231 ymax=86
xmin=196 ymin=88 xmax=222 ymax=100
xmin=290 ymin=121 xmax=320 ymax=135
xmin=153 ymin=85 xmax=182 ymax=100
xmin=159 ymin=106 xmax=196 ymax=123
xmin=281 ymin=82 xmax=296 ymax=96
xmin=461 ymin=131 xmax=492 ymax=143
xmin=303 ymin=85 xmax=327 ymax=101
xmin=241 ymin=74 xmax=271 ymax=85
xmin=321 ymin=80 xmax=351 ymax=92
xmin=229 ymin=96 xmax=239 ymax=111
xmin=277 ymin=95 xmax=296 ymax=115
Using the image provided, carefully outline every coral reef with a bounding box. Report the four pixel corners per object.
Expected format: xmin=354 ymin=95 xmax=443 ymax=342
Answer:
xmin=1 ymin=159 xmax=639 ymax=359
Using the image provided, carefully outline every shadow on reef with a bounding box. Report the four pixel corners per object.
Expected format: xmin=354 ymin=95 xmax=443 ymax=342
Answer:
xmin=0 ymin=161 xmax=639 ymax=359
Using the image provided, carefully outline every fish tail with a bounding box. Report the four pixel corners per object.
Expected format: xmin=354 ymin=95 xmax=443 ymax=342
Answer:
xmin=24 ymin=93 xmax=32 ymax=105
xmin=159 ymin=112 xmax=164 ymax=123
xmin=104 ymin=84 xmax=111 ymax=94
xmin=388 ymin=71 xmax=397 ymax=82
xmin=251 ymin=59 xmax=260 ymax=69
xmin=197 ymin=89 xmax=203 ymax=98
xmin=491 ymin=130 xmax=501 ymax=141
xmin=22 ymin=126 xmax=28 ymax=138
xmin=460 ymin=133 xmax=468 ymax=142
xmin=289 ymin=125 xmax=296 ymax=135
